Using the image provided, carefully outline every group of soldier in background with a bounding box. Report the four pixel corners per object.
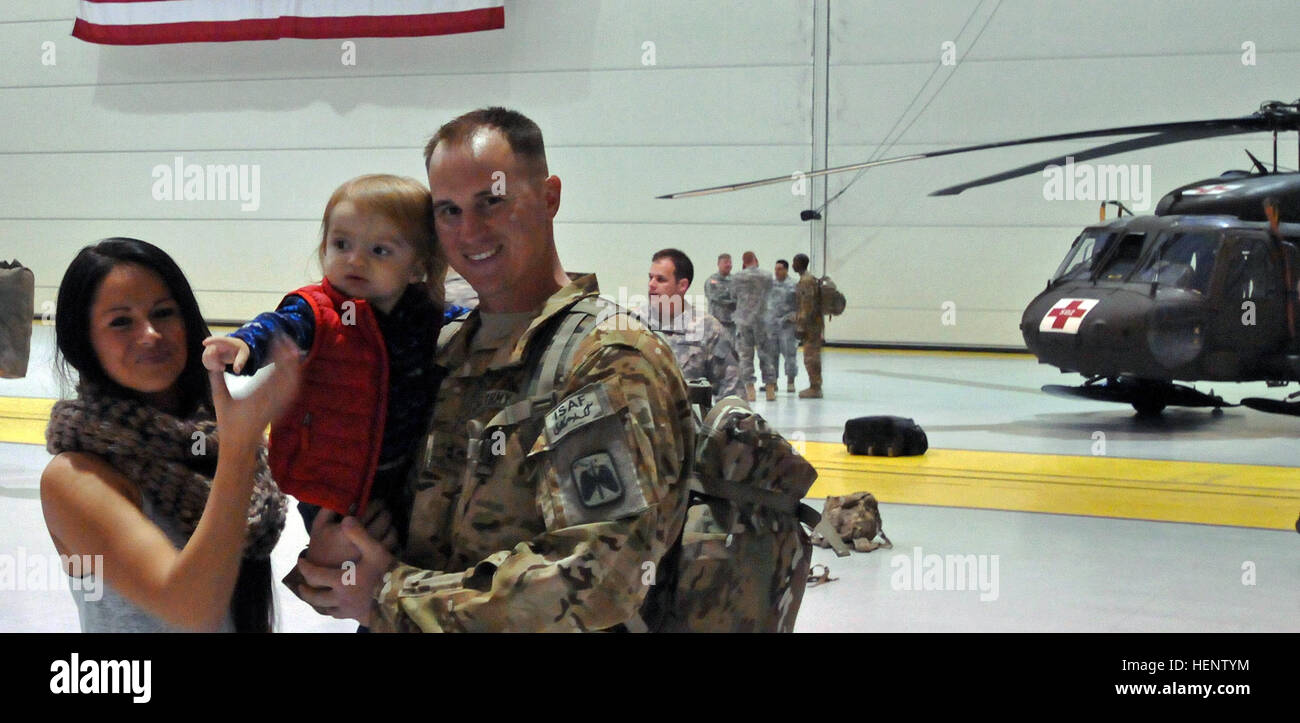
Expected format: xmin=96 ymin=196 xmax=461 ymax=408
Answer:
xmin=644 ymin=248 xmax=824 ymax=403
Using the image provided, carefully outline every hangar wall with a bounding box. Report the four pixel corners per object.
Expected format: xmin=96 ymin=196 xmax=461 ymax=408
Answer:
xmin=3 ymin=1 xmax=1299 ymax=347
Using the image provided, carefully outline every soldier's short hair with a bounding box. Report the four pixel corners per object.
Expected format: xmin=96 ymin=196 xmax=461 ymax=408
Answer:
xmin=653 ymin=248 xmax=694 ymax=287
xmin=717 ymin=253 xmax=731 ymax=262
xmin=776 ymin=259 xmax=789 ymax=270
xmin=742 ymin=251 xmax=758 ymax=267
xmin=425 ymin=107 xmax=548 ymax=179
xmin=792 ymin=254 xmax=810 ymax=273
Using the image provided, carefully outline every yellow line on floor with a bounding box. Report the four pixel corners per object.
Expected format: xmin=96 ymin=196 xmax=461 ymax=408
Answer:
xmin=4 ymin=396 xmax=1295 ymax=530
xmin=805 ymin=442 xmax=1298 ymax=531
xmin=0 ymin=396 xmax=55 ymax=446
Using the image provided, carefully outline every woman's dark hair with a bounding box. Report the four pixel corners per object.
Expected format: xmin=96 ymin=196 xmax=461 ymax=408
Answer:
xmin=54 ymin=237 xmax=273 ymax=632
xmin=55 ymin=237 xmax=211 ymax=415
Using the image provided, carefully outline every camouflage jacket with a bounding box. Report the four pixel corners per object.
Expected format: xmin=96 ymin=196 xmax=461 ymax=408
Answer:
xmin=731 ymin=266 xmax=774 ymax=328
xmin=796 ymin=272 xmax=825 ymax=335
xmin=703 ymin=272 xmax=735 ymax=326
xmin=643 ymin=302 xmax=743 ymax=400
xmin=370 ymin=274 xmax=693 ymax=632
xmin=764 ymin=276 xmax=797 ymax=329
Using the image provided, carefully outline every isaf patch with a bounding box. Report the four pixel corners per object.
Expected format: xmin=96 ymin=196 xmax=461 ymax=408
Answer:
xmin=544 ymin=384 xmax=611 ymax=444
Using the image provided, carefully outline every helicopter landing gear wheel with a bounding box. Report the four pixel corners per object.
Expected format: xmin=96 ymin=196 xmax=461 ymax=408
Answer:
xmin=1132 ymin=398 xmax=1167 ymax=417
xmin=1131 ymin=380 xmax=1170 ymax=417
xmin=1128 ymin=397 xmax=1170 ymax=416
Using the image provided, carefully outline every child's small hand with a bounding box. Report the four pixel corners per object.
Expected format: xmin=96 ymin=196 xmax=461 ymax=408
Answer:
xmin=201 ymin=336 xmax=251 ymax=374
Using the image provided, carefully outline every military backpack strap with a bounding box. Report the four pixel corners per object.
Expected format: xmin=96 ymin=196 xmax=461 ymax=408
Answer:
xmin=473 ymin=295 xmax=603 ymax=433
xmin=531 ymin=296 xmax=606 ymax=401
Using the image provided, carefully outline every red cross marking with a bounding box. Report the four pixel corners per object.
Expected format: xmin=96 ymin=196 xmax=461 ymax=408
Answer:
xmin=1047 ymin=300 xmax=1090 ymax=329
xmin=1189 ymin=184 xmax=1233 ymax=195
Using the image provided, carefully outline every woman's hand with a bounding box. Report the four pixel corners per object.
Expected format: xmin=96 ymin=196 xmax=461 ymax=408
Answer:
xmin=209 ymin=335 xmax=301 ymax=448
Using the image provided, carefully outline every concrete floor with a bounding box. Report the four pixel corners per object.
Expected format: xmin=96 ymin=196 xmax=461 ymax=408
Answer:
xmin=2 ymin=325 xmax=1296 ymax=632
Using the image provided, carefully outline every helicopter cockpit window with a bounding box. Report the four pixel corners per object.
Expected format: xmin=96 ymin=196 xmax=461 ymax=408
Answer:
xmin=1051 ymin=231 xmax=1111 ymax=282
xmin=1222 ymin=235 xmax=1276 ymax=300
xmin=1097 ymin=232 xmax=1146 ymax=281
xmin=1133 ymin=230 xmax=1219 ymax=293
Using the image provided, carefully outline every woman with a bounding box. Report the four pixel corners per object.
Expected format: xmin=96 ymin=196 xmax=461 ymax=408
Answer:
xmin=40 ymin=238 xmax=300 ymax=632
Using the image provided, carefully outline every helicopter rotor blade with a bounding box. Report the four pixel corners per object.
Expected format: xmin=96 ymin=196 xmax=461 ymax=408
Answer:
xmin=656 ymin=154 xmax=927 ymax=199
xmin=657 ymin=114 xmax=1281 ymax=200
xmin=928 ymin=126 xmax=1259 ymax=196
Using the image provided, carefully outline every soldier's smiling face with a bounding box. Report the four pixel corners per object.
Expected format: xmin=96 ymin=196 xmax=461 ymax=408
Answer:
xmin=649 ymin=258 xmax=689 ymax=316
xmin=775 ymin=262 xmax=788 ymax=282
xmin=428 ymin=127 xmax=562 ymax=312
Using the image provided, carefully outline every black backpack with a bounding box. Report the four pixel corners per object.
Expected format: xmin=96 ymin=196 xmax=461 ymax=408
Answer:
xmin=843 ymin=416 xmax=928 ymax=457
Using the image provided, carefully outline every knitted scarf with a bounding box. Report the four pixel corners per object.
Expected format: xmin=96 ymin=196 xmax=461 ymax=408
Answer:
xmin=45 ymin=384 xmax=286 ymax=559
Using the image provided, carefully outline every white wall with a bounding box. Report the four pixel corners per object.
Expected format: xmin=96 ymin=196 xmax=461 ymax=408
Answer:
xmin=4 ymin=0 xmax=1299 ymax=347
xmin=817 ymin=0 xmax=1300 ymax=346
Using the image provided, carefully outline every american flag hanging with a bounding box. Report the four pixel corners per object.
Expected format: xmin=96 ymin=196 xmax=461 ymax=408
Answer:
xmin=72 ymin=0 xmax=505 ymax=45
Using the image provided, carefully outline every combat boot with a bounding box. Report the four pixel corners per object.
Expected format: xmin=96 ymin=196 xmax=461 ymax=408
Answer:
xmin=765 ymin=382 xmax=776 ymax=401
xmin=745 ymin=383 xmax=756 ymax=402
xmin=798 ymin=386 xmax=823 ymax=399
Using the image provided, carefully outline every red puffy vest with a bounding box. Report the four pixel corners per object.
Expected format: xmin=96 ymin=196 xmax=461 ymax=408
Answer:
xmin=268 ymin=278 xmax=388 ymax=516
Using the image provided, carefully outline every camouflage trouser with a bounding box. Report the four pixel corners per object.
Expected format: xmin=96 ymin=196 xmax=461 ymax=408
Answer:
xmin=737 ymin=322 xmax=776 ymax=385
xmin=802 ymin=327 xmax=823 ymax=388
xmin=762 ymin=325 xmax=798 ymax=382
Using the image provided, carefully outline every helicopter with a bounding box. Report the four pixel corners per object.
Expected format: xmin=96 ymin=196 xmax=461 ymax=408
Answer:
xmin=659 ymin=99 xmax=1300 ymax=417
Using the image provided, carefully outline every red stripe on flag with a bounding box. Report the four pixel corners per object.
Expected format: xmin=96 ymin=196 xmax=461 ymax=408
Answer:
xmin=72 ymin=7 xmax=503 ymax=44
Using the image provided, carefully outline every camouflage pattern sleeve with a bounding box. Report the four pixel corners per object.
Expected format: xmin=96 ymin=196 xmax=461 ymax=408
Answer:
xmin=370 ymin=315 xmax=692 ymax=633
xmin=704 ymin=273 xmax=732 ymax=307
xmin=795 ymin=276 xmax=815 ymax=334
xmin=704 ymin=316 xmax=743 ymax=399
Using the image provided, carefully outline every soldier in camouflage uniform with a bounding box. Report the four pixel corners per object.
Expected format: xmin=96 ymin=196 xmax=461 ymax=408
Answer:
xmin=645 ymin=248 xmax=743 ymax=401
xmin=731 ymin=251 xmax=775 ymax=401
xmin=760 ymin=259 xmax=798 ymax=398
xmin=704 ymin=253 xmax=736 ymax=340
xmin=293 ymin=108 xmax=692 ymax=632
xmin=793 ymin=253 xmax=824 ymax=398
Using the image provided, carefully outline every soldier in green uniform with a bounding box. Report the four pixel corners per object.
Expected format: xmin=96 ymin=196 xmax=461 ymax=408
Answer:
xmin=731 ymin=251 xmax=775 ymax=401
xmin=292 ymin=108 xmax=693 ymax=632
xmin=761 ymin=259 xmax=799 ymax=397
xmin=793 ymin=253 xmax=823 ymax=399
xmin=704 ymin=253 xmax=736 ymax=340
xmin=644 ymin=248 xmax=743 ymax=401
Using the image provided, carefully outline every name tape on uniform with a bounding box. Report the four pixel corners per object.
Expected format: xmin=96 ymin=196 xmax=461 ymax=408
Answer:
xmin=545 ymin=383 xmax=616 ymax=444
